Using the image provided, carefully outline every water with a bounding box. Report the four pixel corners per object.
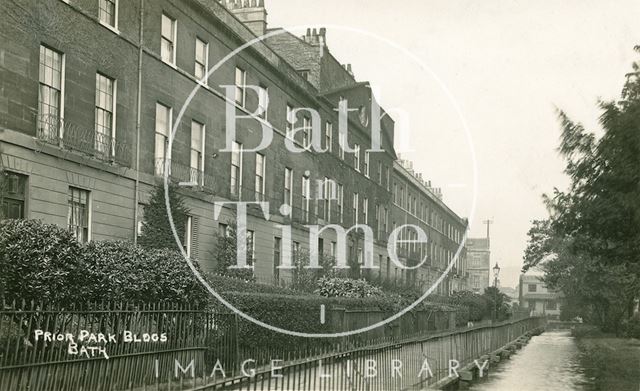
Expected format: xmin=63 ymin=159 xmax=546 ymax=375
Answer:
xmin=469 ymin=331 xmax=593 ymax=391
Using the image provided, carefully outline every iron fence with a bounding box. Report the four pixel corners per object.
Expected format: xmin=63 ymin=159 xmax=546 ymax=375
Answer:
xmin=199 ymin=316 xmax=544 ymax=391
xmin=0 ymin=299 xmax=543 ymax=390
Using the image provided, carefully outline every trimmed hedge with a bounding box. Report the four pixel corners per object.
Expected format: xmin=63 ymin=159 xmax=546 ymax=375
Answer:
xmin=0 ymin=220 xmax=207 ymax=306
xmin=204 ymin=273 xmax=305 ymax=296
xmin=212 ymin=291 xmax=458 ymax=352
xmin=83 ymin=241 xmax=207 ymax=304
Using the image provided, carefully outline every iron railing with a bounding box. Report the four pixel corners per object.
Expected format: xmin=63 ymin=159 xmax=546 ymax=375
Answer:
xmin=0 ymin=299 xmax=544 ymax=390
xmin=154 ymin=158 xmax=207 ymax=187
xmin=36 ymin=114 xmax=130 ymax=165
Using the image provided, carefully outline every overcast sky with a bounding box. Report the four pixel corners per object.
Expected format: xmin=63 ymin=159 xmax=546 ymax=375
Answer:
xmin=267 ymin=0 xmax=640 ymax=287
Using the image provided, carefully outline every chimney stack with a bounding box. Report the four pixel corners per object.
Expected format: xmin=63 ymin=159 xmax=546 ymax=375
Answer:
xmin=302 ymin=27 xmax=327 ymax=47
xmin=435 ymin=188 xmax=443 ymax=200
xmin=221 ymin=0 xmax=268 ymax=37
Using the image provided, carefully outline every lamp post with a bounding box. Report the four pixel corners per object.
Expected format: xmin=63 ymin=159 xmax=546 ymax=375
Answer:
xmin=492 ymin=262 xmax=500 ymax=321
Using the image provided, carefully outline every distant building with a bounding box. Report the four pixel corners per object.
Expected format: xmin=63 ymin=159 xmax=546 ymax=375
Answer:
xmin=466 ymin=238 xmax=490 ymax=293
xmin=518 ymin=274 xmax=563 ymax=319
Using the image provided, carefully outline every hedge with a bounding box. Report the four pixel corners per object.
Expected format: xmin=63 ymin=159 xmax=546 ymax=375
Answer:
xmin=210 ymin=291 xmax=459 ymax=353
xmin=0 ymin=220 xmax=207 ymax=306
xmin=83 ymin=241 xmax=208 ymax=304
xmin=204 ymin=273 xmax=305 ymax=296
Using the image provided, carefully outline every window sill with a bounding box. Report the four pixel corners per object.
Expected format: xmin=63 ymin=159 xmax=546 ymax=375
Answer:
xmin=99 ymin=21 xmax=120 ymax=35
xmin=162 ymin=59 xmax=178 ymax=70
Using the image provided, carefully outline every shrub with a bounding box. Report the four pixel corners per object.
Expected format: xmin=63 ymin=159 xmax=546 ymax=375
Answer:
xmin=450 ymin=290 xmax=493 ymax=321
xmin=0 ymin=219 xmax=84 ymax=305
xmin=0 ymin=220 xmax=207 ymax=306
xmin=290 ymin=250 xmax=336 ymax=293
xmin=83 ymin=241 xmax=207 ymax=305
xmin=315 ymin=277 xmax=384 ymax=298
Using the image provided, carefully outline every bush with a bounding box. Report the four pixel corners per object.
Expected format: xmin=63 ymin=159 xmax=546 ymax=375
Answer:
xmin=83 ymin=241 xmax=207 ymax=305
xmin=450 ymin=290 xmax=493 ymax=321
xmin=0 ymin=219 xmax=85 ymax=305
xmin=0 ymin=220 xmax=207 ymax=306
xmin=290 ymin=250 xmax=336 ymax=293
xmin=315 ymin=277 xmax=384 ymax=298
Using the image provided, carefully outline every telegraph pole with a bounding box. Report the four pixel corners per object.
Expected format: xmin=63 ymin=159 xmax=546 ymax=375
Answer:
xmin=483 ymin=219 xmax=493 ymax=243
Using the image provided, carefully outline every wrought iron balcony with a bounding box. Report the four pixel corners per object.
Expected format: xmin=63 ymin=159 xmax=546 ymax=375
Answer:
xmin=154 ymin=158 xmax=208 ymax=188
xmin=36 ymin=114 xmax=130 ymax=166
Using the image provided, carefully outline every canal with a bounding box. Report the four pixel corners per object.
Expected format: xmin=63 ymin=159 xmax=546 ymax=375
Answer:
xmin=469 ymin=330 xmax=594 ymax=390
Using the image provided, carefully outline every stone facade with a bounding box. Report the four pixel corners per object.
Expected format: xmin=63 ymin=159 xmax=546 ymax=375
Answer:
xmin=466 ymin=237 xmax=490 ymax=293
xmin=518 ymin=274 xmax=563 ymax=319
xmin=0 ymin=0 xmax=468 ymax=292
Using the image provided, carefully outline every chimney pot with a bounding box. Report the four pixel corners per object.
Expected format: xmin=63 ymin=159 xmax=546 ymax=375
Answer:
xmin=223 ymin=0 xmax=268 ymax=36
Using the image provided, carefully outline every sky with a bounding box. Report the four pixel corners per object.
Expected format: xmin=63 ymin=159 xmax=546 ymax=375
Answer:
xmin=266 ymin=0 xmax=640 ymax=288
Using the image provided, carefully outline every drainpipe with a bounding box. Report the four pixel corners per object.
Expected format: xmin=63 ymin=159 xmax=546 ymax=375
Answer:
xmin=133 ymin=0 xmax=144 ymax=244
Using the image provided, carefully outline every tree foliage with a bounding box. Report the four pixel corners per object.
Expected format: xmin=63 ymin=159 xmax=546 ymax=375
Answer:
xmin=450 ymin=290 xmax=494 ymax=321
xmin=523 ymin=47 xmax=640 ymax=332
xmin=138 ymin=183 xmax=190 ymax=252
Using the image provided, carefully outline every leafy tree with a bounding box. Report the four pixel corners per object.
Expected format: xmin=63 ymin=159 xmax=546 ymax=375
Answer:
xmin=483 ymin=286 xmax=512 ymax=321
xmin=523 ymin=46 xmax=640 ymax=332
xmin=138 ymin=183 xmax=190 ymax=252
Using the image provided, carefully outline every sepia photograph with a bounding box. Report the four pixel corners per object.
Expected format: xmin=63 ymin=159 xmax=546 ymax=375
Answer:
xmin=1 ymin=0 xmax=639 ymax=389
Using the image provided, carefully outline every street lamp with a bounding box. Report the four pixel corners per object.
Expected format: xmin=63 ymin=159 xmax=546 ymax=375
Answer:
xmin=493 ymin=262 xmax=500 ymax=287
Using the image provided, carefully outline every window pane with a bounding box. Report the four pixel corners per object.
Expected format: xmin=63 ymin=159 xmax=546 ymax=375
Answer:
xmin=161 ymin=14 xmax=174 ymax=39
xmin=68 ymin=187 xmax=90 ymax=243
xmin=0 ymin=173 xmax=27 ymax=220
xmin=99 ymin=0 xmax=117 ymax=27
xmin=38 ymin=45 xmax=63 ymax=138
xmin=196 ymin=39 xmax=206 ymax=63
xmin=95 ymin=74 xmax=115 ymax=154
xmin=191 ymin=121 xmax=203 ymax=152
xmin=155 ymin=103 xmax=170 ymax=136
xmin=161 ymin=14 xmax=175 ymax=64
